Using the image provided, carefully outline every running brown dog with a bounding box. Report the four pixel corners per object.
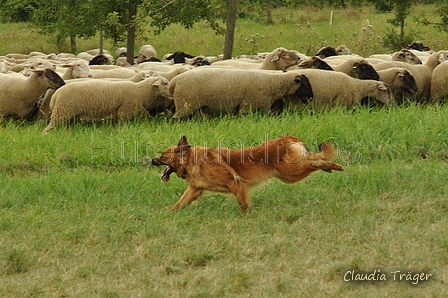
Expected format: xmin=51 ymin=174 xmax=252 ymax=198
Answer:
xmin=151 ymin=135 xmax=343 ymax=213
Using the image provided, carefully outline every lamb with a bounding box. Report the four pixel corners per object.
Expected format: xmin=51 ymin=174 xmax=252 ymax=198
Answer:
xmin=136 ymin=45 xmax=158 ymax=63
xmin=374 ymin=50 xmax=448 ymax=102
xmin=44 ymin=75 xmax=171 ymax=133
xmin=391 ymin=49 xmax=422 ymax=64
xmin=430 ymin=60 xmax=448 ymax=103
xmin=0 ymin=69 xmax=65 ymax=118
xmin=329 ymin=58 xmax=379 ymax=80
xmin=60 ymin=60 xmax=93 ymax=80
xmin=169 ymin=68 xmax=312 ymax=118
xmin=377 ymin=68 xmax=418 ymax=103
xmin=212 ymin=47 xmax=300 ymax=71
xmin=287 ymin=69 xmax=394 ymax=108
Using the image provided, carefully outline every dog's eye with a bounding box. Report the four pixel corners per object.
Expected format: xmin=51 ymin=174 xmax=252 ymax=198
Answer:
xmin=161 ymin=155 xmax=166 ymax=160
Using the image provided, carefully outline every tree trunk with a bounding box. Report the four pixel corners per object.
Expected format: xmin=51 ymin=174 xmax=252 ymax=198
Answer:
xmin=266 ymin=0 xmax=273 ymax=24
xmin=126 ymin=0 xmax=138 ymax=65
xmin=70 ymin=35 xmax=77 ymax=53
xmin=223 ymin=0 xmax=238 ymax=60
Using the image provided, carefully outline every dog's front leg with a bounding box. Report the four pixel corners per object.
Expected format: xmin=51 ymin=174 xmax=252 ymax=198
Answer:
xmin=227 ymin=181 xmax=250 ymax=213
xmin=169 ymin=185 xmax=204 ymax=211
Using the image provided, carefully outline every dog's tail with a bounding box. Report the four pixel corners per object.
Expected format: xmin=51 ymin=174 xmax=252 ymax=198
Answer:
xmin=309 ymin=142 xmax=344 ymax=173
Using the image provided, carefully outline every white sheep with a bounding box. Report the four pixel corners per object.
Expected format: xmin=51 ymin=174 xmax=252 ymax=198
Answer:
xmin=211 ymin=47 xmax=300 ymax=71
xmin=0 ymin=69 xmax=65 ymax=118
xmin=136 ymin=45 xmax=158 ymax=63
xmin=0 ymin=59 xmax=9 ymax=73
xmin=288 ymin=69 xmax=394 ymax=108
xmin=373 ymin=50 xmax=448 ymax=101
xmin=430 ymin=60 xmax=448 ymax=103
xmin=60 ymin=60 xmax=93 ymax=80
xmin=169 ymin=68 xmax=312 ymax=118
xmin=90 ymin=67 xmax=138 ymax=79
xmin=391 ymin=49 xmax=422 ymax=64
xmin=115 ymin=47 xmax=127 ymax=58
xmin=44 ymin=75 xmax=171 ymax=133
xmin=377 ymin=68 xmax=419 ymax=102
xmin=144 ymin=65 xmax=193 ymax=81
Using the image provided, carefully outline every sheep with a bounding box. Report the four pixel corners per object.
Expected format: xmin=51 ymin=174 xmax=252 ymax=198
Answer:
xmin=391 ymin=49 xmax=422 ymax=64
xmin=144 ymin=65 xmax=193 ymax=81
xmin=116 ymin=57 xmax=132 ymax=67
xmin=316 ymin=46 xmax=337 ymax=59
xmin=287 ymin=69 xmax=394 ymax=108
xmin=330 ymin=58 xmax=380 ymax=80
xmin=405 ymin=41 xmax=431 ymax=52
xmin=115 ymin=47 xmax=127 ymax=58
xmin=169 ymin=68 xmax=312 ymax=118
xmin=44 ymin=75 xmax=171 ymax=133
xmin=89 ymin=54 xmax=113 ymax=65
xmin=189 ymin=56 xmax=211 ymax=66
xmin=10 ymin=59 xmax=57 ymax=73
xmin=60 ymin=60 xmax=93 ymax=80
xmin=377 ymin=68 xmax=419 ymax=103
xmin=374 ymin=50 xmax=448 ymax=102
xmin=90 ymin=67 xmax=138 ymax=79
xmin=136 ymin=45 xmax=158 ymax=63
xmin=0 ymin=69 xmax=65 ymax=118
xmin=295 ymin=56 xmax=333 ymax=70
xmin=212 ymin=47 xmax=300 ymax=71
xmin=165 ymin=51 xmax=195 ymax=64
xmin=0 ymin=59 xmax=9 ymax=73
xmin=335 ymin=45 xmax=356 ymax=55
xmin=38 ymin=71 xmax=156 ymax=118
xmin=430 ymin=60 xmax=448 ymax=103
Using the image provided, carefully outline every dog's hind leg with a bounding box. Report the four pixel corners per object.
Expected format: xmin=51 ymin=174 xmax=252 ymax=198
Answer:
xmin=227 ymin=181 xmax=250 ymax=213
xmin=169 ymin=185 xmax=204 ymax=211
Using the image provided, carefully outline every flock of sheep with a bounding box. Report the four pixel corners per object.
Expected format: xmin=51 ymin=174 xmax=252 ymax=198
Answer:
xmin=0 ymin=41 xmax=447 ymax=133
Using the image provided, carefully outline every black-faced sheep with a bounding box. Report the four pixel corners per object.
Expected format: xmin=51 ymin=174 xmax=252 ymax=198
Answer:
xmin=295 ymin=56 xmax=333 ymax=70
xmin=430 ymin=60 xmax=448 ymax=103
xmin=169 ymin=68 xmax=312 ymax=118
xmin=374 ymin=50 xmax=448 ymax=102
xmin=288 ymin=69 xmax=394 ymax=108
xmin=89 ymin=54 xmax=113 ymax=65
xmin=405 ymin=41 xmax=431 ymax=52
xmin=0 ymin=69 xmax=65 ymax=118
xmin=330 ymin=58 xmax=379 ymax=80
xmin=44 ymin=76 xmax=171 ymax=133
xmin=165 ymin=51 xmax=195 ymax=64
xmin=377 ymin=68 xmax=418 ymax=103
xmin=316 ymin=46 xmax=337 ymax=59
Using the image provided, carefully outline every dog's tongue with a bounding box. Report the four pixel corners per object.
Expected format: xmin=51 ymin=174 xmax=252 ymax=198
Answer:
xmin=161 ymin=166 xmax=171 ymax=182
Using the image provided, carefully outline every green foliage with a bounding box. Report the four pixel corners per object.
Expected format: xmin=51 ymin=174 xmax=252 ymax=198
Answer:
xmin=0 ymin=0 xmax=38 ymax=22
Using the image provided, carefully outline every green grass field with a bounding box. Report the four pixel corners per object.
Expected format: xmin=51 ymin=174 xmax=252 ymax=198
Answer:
xmin=1 ymin=4 xmax=448 ymax=297
xmin=1 ymin=104 xmax=447 ymax=297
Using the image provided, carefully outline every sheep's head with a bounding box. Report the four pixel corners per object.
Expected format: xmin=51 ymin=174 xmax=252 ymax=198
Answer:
xmin=33 ymin=69 xmax=65 ymax=89
xmin=392 ymin=49 xmax=422 ymax=64
xmin=374 ymin=82 xmax=394 ymax=105
xmin=352 ymin=61 xmax=379 ymax=80
xmin=268 ymin=48 xmax=300 ymax=71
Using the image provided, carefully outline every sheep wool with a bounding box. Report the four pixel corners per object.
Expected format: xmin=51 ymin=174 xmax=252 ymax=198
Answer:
xmin=44 ymin=76 xmax=171 ymax=133
xmin=430 ymin=60 xmax=448 ymax=103
xmin=169 ymin=68 xmax=310 ymax=118
xmin=0 ymin=69 xmax=65 ymax=118
xmin=288 ymin=69 xmax=394 ymax=107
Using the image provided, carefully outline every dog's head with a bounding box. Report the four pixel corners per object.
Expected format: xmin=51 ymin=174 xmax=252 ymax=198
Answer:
xmin=151 ymin=136 xmax=192 ymax=182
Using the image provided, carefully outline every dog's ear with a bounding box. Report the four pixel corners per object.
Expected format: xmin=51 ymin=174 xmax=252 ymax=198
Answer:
xmin=177 ymin=135 xmax=191 ymax=152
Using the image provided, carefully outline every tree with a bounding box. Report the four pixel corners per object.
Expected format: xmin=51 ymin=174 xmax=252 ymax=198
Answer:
xmin=223 ymin=0 xmax=238 ymax=59
xmin=418 ymin=1 xmax=448 ymax=33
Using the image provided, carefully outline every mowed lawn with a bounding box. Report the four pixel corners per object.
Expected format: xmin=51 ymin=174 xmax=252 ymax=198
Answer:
xmin=0 ymin=104 xmax=447 ymax=297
